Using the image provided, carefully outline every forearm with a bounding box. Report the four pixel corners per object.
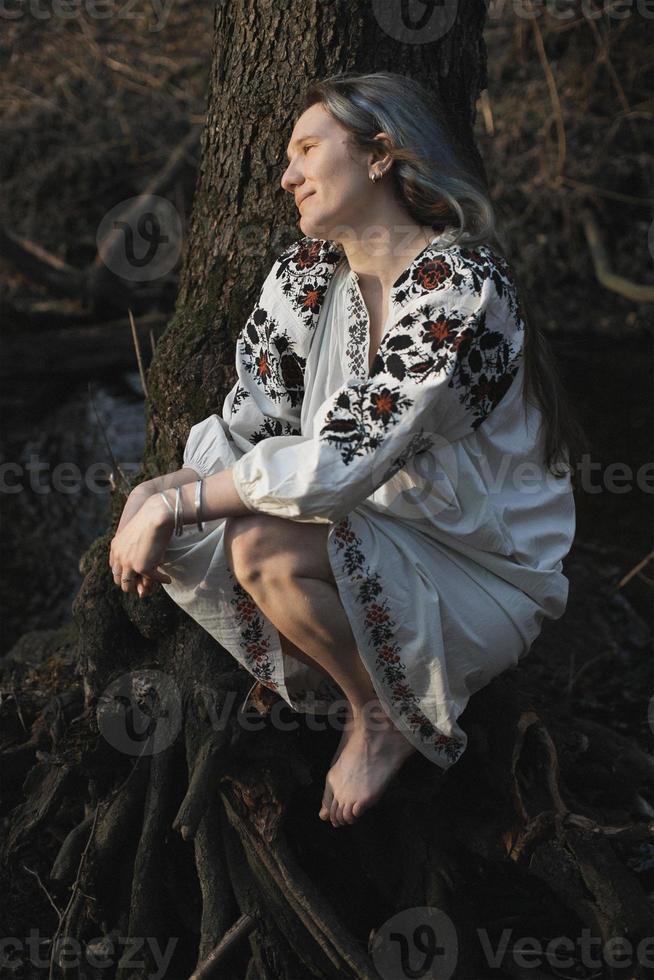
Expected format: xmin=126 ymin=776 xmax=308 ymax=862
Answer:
xmin=158 ymin=467 xmax=254 ymax=526
xmin=137 ymin=467 xmax=205 ymax=495
xmin=117 ymin=468 xmax=206 ymax=535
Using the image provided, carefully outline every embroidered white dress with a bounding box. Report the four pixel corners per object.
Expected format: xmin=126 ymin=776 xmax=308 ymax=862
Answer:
xmin=160 ymin=229 xmax=576 ymax=770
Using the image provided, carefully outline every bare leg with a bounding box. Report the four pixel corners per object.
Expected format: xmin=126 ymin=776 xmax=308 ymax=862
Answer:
xmin=225 ymin=515 xmax=416 ymax=827
xmin=247 ymin=572 xmax=417 ymax=827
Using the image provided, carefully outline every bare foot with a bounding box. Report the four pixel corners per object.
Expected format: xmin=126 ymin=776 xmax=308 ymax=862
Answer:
xmin=318 ymin=699 xmax=416 ymax=826
xmin=319 ymin=702 xmax=355 ymax=820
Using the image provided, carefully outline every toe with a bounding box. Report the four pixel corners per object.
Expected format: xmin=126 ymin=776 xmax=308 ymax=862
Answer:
xmin=351 ymin=799 xmax=367 ymax=820
xmin=342 ymin=800 xmax=356 ymax=824
xmin=319 ymin=778 xmax=334 ymax=821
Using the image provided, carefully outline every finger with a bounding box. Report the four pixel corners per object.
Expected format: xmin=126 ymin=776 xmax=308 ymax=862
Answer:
xmin=150 ymin=567 xmax=173 ymax=585
xmin=111 ymin=563 xmax=122 ymax=586
xmin=137 ymin=574 xmax=156 ymax=599
xmin=120 ymin=570 xmax=140 ymax=594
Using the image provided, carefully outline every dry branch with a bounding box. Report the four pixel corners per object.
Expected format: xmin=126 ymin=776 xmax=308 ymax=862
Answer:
xmin=581 ymin=208 xmax=654 ymax=303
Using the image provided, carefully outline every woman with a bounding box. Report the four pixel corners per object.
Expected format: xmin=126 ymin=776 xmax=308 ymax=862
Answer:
xmin=109 ymin=71 xmax=585 ymax=829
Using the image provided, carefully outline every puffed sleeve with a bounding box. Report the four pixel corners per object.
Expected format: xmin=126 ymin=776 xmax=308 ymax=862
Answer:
xmin=181 ymin=242 xmax=314 ymax=478
xmin=182 ymin=413 xmax=238 ymax=479
xmin=230 ymin=265 xmax=525 ymax=524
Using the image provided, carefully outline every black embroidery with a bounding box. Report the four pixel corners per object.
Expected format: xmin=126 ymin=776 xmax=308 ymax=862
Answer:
xmin=230 ymin=236 xmax=523 ymax=455
xmin=249 ymin=417 xmax=301 ymax=445
xmin=275 ymin=237 xmax=345 ymax=333
xmin=238 ymin=305 xmax=306 ymax=409
xmin=344 ymin=276 xmax=369 ymax=379
xmin=320 ymin=384 xmax=415 ymax=466
xmin=391 ymin=242 xmax=522 ymax=324
xmin=229 ymin=238 xmax=346 ymax=442
xmin=318 ymin=292 xmax=522 ymax=466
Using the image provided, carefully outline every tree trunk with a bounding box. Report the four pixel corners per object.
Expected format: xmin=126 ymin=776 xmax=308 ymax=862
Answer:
xmin=2 ymin=4 xmax=653 ymax=980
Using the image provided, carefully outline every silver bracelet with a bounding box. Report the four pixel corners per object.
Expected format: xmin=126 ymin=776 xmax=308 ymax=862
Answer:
xmin=174 ymin=486 xmax=184 ymax=536
xmin=194 ymin=479 xmax=205 ymax=532
xmin=159 ymin=491 xmax=175 ymax=517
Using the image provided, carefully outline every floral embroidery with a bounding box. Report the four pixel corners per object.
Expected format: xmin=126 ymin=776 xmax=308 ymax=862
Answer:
xmin=228 ymin=572 xmax=278 ymax=690
xmin=391 ymin=242 xmax=522 ymax=323
xmin=178 ymin=233 xmax=534 ymax=769
xmin=320 ymin=384 xmax=415 ymax=466
xmin=237 ymin=306 xmax=306 ymax=410
xmin=330 ymin=516 xmax=466 ymax=765
xmin=227 ymin=238 xmax=346 ymax=442
xmin=317 ymin=295 xmax=521 ymax=467
xmin=248 ymin=417 xmax=301 ymax=445
xmin=275 ymin=237 xmax=345 ymax=333
xmin=384 ymin=300 xmax=522 ymax=429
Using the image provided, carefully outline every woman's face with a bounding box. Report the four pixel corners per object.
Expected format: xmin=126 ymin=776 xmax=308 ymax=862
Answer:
xmin=281 ymin=102 xmax=380 ymax=241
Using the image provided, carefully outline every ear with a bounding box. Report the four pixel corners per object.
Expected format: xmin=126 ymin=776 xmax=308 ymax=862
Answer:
xmin=368 ymin=131 xmax=395 ymax=169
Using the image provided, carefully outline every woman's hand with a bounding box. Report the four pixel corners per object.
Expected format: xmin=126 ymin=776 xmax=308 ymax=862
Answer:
xmin=116 ymin=484 xmax=156 ymax=533
xmin=109 ymin=494 xmax=174 ymax=598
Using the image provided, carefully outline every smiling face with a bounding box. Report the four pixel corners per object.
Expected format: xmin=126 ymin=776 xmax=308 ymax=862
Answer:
xmin=281 ymin=102 xmax=386 ymax=243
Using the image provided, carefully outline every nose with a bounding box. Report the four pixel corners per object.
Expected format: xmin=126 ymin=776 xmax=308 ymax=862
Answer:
xmin=281 ymin=159 xmax=303 ymax=195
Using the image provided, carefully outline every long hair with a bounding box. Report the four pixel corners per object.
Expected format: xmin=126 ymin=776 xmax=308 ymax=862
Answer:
xmin=299 ymin=70 xmax=589 ymax=481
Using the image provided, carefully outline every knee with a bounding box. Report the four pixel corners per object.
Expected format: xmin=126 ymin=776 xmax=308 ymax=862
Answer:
xmin=223 ymin=515 xmax=288 ymax=588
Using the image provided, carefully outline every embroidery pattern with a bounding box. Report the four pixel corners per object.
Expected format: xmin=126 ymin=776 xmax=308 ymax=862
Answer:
xmin=229 ymin=238 xmax=346 ymax=441
xmin=330 ymin=516 xmax=466 ymax=765
xmin=381 ymin=430 xmax=434 ymax=485
xmin=318 ymin=297 xmax=522 ymax=466
xmin=391 ymin=242 xmax=522 ymax=323
xmin=275 ymin=237 xmax=346 ymax=333
xmin=237 ymin=307 xmax=306 ymax=409
xmin=320 ymin=384 xmax=415 ymax=466
xmin=383 ymin=301 xmax=522 ymax=429
xmin=249 ymin=417 xmax=301 ymax=445
xmin=228 ymin=572 xmax=278 ymax=690
xmin=344 ymin=277 xmax=369 ymax=380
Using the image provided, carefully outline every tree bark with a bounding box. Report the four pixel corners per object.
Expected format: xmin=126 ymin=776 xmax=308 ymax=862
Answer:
xmin=2 ymin=5 xmax=653 ymax=980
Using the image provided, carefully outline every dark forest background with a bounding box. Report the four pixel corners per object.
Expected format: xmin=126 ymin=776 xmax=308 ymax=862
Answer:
xmin=0 ymin=3 xmax=652 ymax=975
